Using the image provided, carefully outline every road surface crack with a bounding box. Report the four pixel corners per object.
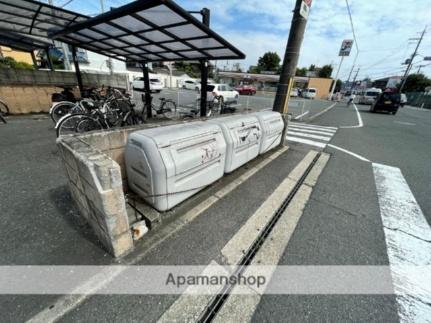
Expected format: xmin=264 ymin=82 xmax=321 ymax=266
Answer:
xmin=383 ymin=226 xmax=431 ymax=243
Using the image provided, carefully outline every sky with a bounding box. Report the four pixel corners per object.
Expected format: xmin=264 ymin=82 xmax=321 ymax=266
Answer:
xmin=55 ymin=0 xmax=431 ymax=80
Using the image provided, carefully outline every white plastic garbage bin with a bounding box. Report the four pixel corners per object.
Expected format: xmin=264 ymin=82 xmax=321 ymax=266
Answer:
xmin=253 ymin=111 xmax=284 ymax=154
xmin=209 ymin=115 xmax=262 ymax=173
xmin=125 ymin=122 xmax=226 ymax=211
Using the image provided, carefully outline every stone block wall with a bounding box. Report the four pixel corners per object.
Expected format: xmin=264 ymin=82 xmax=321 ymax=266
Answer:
xmin=57 ymin=135 xmax=134 ymax=257
xmin=57 ymin=119 xmax=208 ymax=257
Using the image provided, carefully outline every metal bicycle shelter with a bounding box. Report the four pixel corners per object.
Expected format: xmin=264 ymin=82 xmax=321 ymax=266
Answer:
xmin=0 ymin=0 xmax=245 ymax=117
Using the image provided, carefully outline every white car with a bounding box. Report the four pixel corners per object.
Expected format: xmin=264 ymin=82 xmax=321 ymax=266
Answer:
xmin=132 ymin=77 xmax=163 ymax=93
xmin=182 ymin=79 xmax=201 ymax=91
xmin=302 ymin=88 xmax=317 ymax=99
xmin=358 ymin=88 xmax=382 ymax=105
xmin=207 ymin=84 xmax=239 ymax=103
xmin=290 ymin=88 xmax=299 ymax=97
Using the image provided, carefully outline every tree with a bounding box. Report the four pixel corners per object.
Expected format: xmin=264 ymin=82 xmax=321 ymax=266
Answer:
xmin=402 ymin=73 xmax=431 ymax=92
xmin=0 ymin=56 xmax=34 ymax=70
xmin=295 ymin=67 xmax=307 ymax=77
xmin=318 ymin=64 xmax=333 ymax=78
xmin=335 ymin=80 xmax=342 ymax=92
xmin=173 ymin=62 xmax=200 ymax=78
xmin=248 ymin=65 xmax=261 ymax=74
xmin=257 ymin=52 xmax=281 ymax=72
xmin=309 ymin=64 xmax=316 ymax=71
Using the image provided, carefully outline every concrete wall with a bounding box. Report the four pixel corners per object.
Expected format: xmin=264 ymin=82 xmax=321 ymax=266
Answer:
xmin=0 ymin=85 xmax=58 ymax=114
xmin=0 ymin=69 xmax=129 ymax=114
xmin=0 ymin=69 xmax=129 ymax=88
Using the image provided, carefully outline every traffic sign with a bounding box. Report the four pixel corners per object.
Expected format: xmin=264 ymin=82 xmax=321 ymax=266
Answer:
xmin=339 ymin=39 xmax=354 ymax=56
xmin=300 ymin=1 xmax=310 ymax=19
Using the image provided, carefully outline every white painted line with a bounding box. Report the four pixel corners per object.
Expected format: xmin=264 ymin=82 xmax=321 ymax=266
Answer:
xmin=157 ymin=260 xmax=227 ymax=323
xmin=340 ymin=103 xmax=363 ymax=128
xmin=288 ymin=126 xmax=336 ymax=136
xmin=308 ymin=102 xmax=337 ymax=121
xmin=394 ymin=121 xmax=416 ymax=126
xmin=404 ymin=106 xmax=429 ymax=111
xmin=221 ymin=150 xmax=318 ymax=265
xmin=214 ymin=185 xmax=315 ymax=322
xmin=286 ymin=136 xmax=326 ymax=148
xmin=287 ymin=131 xmax=332 ymax=142
xmin=293 ymin=110 xmax=309 ymax=120
xmin=290 ymin=122 xmax=337 ymax=131
xmin=327 ymin=144 xmax=370 ymax=162
xmin=373 ymin=164 xmax=431 ymax=322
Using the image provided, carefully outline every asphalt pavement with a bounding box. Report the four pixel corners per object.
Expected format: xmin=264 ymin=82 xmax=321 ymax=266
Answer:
xmin=0 ymin=97 xmax=430 ymax=322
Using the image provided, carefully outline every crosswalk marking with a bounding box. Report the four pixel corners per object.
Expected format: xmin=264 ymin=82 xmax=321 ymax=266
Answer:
xmin=289 ymin=124 xmax=336 ymax=134
xmin=373 ymin=164 xmax=431 ymax=322
xmin=288 ymin=131 xmax=332 ymax=142
xmin=287 ymin=122 xmax=337 ymax=148
xmin=290 ymin=122 xmax=338 ymax=131
xmin=286 ymin=136 xmax=326 ymax=148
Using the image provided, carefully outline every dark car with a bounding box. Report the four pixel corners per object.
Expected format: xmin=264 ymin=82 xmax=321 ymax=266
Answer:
xmin=370 ymin=92 xmax=401 ymax=115
xmin=235 ymin=85 xmax=257 ymax=95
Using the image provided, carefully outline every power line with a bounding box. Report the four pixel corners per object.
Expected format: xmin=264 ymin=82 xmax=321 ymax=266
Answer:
xmin=60 ymin=0 xmax=75 ymax=7
xmin=345 ymin=0 xmax=359 ymax=52
xmin=344 ymin=0 xmax=359 ymax=86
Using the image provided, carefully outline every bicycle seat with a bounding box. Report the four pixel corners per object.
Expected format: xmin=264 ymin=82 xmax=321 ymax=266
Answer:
xmin=158 ymin=98 xmax=166 ymax=101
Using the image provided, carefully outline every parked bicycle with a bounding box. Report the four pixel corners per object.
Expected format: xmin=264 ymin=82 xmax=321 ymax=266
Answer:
xmin=142 ymin=94 xmax=177 ymax=120
xmin=0 ymin=97 xmax=9 ymax=124
xmin=50 ymin=86 xmax=110 ymax=124
xmin=181 ymin=95 xmax=238 ymax=119
xmin=55 ymin=89 xmax=139 ymax=137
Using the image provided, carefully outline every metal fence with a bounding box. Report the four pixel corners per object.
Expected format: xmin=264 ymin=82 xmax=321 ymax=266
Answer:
xmin=405 ymin=92 xmax=431 ymax=109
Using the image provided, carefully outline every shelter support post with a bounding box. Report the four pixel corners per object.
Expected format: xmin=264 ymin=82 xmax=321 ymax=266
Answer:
xmin=71 ymin=45 xmax=84 ymax=95
xmin=142 ymin=63 xmax=152 ymax=119
xmin=199 ymin=8 xmax=210 ymax=118
xmin=30 ymin=50 xmax=38 ymax=69
xmin=200 ymin=60 xmax=208 ymax=117
xmin=45 ymin=47 xmax=54 ymax=71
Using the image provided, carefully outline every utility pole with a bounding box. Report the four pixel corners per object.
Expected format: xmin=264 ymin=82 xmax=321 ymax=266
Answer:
xmin=350 ymin=67 xmax=360 ymax=91
xmin=273 ymin=0 xmax=309 ymax=115
xmin=399 ymin=26 xmax=426 ymax=93
xmin=417 ymin=65 xmax=426 ymax=74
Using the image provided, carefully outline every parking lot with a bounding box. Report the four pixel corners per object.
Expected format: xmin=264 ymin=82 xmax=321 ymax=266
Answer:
xmin=133 ymin=88 xmax=335 ymax=122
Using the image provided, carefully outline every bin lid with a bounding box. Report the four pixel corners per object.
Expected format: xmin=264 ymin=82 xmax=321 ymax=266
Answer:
xmin=131 ymin=122 xmax=221 ymax=148
xmin=210 ymin=114 xmax=259 ymax=129
xmin=254 ymin=111 xmax=282 ymax=121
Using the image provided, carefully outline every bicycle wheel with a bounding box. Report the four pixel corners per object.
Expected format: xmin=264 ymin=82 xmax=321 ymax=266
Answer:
xmin=76 ymin=117 xmax=103 ymax=133
xmin=162 ymin=101 xmax=177 ymax=119
xmin=50 ymin=102 xmax=78 ymax=123
xmin=56 ymin=114 xmax=101 ymax=137
xmin=0 ymin=100 xmax=9 ymax=115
